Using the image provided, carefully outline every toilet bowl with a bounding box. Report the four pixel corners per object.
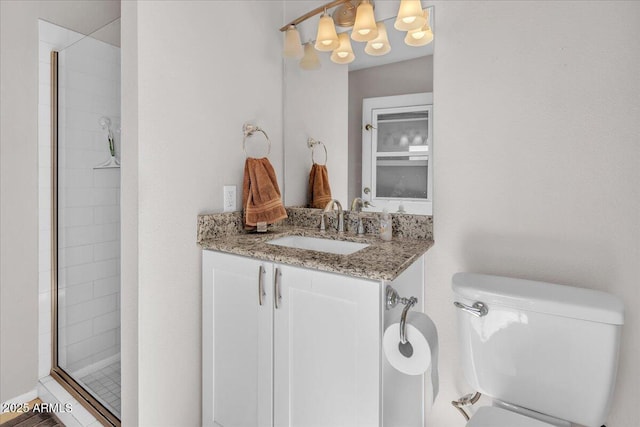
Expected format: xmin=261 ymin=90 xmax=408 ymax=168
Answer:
xmin=453 ymin=272 xmax=624 ymax=427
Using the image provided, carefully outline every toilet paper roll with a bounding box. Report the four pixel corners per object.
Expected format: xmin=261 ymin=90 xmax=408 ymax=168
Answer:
xmin=384 ymin=311 xmax=439 ymax=400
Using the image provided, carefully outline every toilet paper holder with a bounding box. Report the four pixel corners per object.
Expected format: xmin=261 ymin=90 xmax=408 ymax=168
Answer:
xmin=385 ymin=286 xmax=418 ymax=345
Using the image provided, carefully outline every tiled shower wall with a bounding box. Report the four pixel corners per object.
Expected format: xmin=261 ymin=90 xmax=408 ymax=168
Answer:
xmin=38 ymin=20 xmax=121 ymax=378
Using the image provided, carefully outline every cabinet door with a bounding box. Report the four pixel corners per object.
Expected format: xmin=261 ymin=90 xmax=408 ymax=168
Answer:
xmin=203 ymin=251 xmax=272 ymax=427
xmin=273 ymin=264 xmax=381 ymax=427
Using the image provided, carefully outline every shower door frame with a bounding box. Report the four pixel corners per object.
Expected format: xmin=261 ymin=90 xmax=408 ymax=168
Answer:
xmin=50 ymin=50 xmax=121 ymax=427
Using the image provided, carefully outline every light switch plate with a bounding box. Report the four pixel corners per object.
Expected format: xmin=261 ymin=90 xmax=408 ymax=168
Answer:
xmin=223 ymin=185 xmax=236 ymax=212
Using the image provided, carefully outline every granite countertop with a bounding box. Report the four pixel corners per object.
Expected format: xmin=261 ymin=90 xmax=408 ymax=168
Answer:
xmin=198 ymin=224 xmax=433 ymax=282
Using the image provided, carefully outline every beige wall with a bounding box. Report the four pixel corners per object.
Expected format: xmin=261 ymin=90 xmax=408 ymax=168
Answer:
xmin=0 ymin=0 xmax=120 ymax=403
xmin=427 ymin=1 xmax=639 ymax=425
xmin=124 ymin=1 xmax=284 ymax=424
xmin=348 ymin=56 xmax=434 ymax=201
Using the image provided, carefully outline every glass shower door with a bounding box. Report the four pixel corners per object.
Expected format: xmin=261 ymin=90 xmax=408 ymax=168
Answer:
xmin=52 ymin=17 xmax=121 ymax=426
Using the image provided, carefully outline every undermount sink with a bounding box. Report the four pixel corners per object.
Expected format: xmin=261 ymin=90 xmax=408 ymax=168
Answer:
xmin=266 ymin=235 xmax=369 ymax=255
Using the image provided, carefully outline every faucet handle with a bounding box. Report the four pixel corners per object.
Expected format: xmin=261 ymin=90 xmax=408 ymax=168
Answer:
xmin=350 ymin=197 xmax=364 ymax=212
xmin=319 ymin=212 xmax=326 ymax=232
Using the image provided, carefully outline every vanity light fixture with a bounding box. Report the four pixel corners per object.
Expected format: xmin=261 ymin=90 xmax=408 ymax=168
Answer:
xmin=300 ymin=42 xmax=321 ymax=70
xmin=331 ymin=33 xmax=355 ymax=64
xmin=364 ymin=21 xmax=391 ymax=56
xmin=404 ymin=9 xmax=433 ymax=47
xmin=351 ymin=0 xmax=378 ymax=42
xmin=280 ymin=0 xmax=433 ymax=69
xmin=394 ymin=0 xmax=426 ymax=31
xmin=315 ymin=11 xmax=340 ymax=51
xmin=283 ymin=25 xmax=304 ymax=58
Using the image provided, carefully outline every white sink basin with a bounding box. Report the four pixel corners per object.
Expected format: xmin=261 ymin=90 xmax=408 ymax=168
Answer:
xmin=266 ymin=235 xmax=369 ymax=255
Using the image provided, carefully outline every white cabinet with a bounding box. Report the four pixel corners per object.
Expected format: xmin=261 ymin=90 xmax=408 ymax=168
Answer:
xmin=203 ymin=250 xmax=425 ymax=427
xmin=202 ymin=253 xmax=272 ymax=427
xmin=273 ymin=264 xmax=380 ymax=427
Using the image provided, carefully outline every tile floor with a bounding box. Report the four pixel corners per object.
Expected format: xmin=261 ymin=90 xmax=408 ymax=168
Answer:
xmin=78 ymin=361 xmax=121 ymax=418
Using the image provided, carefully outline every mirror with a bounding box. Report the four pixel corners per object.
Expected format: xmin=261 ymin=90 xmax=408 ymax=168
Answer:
xmin=283 ymin=2 xmax=434 ymax=214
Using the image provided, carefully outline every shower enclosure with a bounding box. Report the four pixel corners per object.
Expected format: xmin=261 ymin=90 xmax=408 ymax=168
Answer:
xmin=50 ymin=18 xmax=121 ymax=426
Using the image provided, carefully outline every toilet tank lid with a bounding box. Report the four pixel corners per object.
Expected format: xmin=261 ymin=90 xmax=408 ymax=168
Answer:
xmin=452 ymin=273 xmax=624 ymax=325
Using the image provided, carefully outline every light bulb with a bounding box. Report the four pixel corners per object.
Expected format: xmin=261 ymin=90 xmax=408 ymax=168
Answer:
xmin=315 ymin=13 xmax=339 ymax=51
xmin=299 ymin=42 xmax=321 ymax=70
xmin=394 ymin=0 xmax=426 ymax=31
xmin=351 ymin=0 xmax=378 ymax=42
xmin=364 ymin=22 xmax=391 ymax=56
xmin=404 ymin=9 xmax=433 ymax=47
xmin=331 ymin=33 xmax=355 ymax=64
xmin=283 ymin=25 xmax=303 ymax=59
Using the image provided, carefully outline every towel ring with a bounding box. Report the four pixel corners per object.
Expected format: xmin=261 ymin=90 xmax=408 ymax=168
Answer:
xmin=307 ymin=138 xmax=328 ymax=165
xmin=243 ymin=123 xmax=271 ymax=158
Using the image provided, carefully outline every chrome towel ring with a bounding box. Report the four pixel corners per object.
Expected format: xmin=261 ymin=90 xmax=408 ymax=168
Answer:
xmin=243 ymin=123 xmax=271 ymax=158
xmin=307 ymin=137 xmax=328 ymax=165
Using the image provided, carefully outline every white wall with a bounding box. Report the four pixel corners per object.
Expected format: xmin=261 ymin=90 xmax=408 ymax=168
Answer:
xmin=0 ymin=0 xmax=120 ymax=403
xmin=126 ymin=1 xmax=284 ymax=424
xmin=426 ymin=1 xmax=639 ymax=426
xmin=283 ymin=56 xmax=348 ymax=206
xmin=120 ymin=1 xmax=139 ymax=423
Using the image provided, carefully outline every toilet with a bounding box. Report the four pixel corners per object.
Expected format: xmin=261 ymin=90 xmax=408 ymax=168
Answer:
xmin=452 ymin=272 xmax=624 ymax=427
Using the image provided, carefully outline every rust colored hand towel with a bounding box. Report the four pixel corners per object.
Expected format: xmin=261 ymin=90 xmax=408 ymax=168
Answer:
xmin=308 ymin=163 xmax=332 ymax=209
xmin=243 ymin=157 xmax=288 ymax=227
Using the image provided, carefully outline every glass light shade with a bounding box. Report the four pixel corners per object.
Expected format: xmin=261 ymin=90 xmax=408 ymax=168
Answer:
xmin=405 ymin=10 xmax=433 ymax=47
xmin=300 ymin=43 xmax=321 ymax=70
xmin=315 ymin=13 xmax=339 ymax=51
xmin=394 ymin=0 xmax=426 ymax=31
xmin=330 ymin=33 xmax=355 ymax=64
xmin=351 ymin=1 xmax=378 ymax=42
xmin=364 ymin=22 xmax=391 ymax=56
xmin=283 ymin=25 xmax=304 ymax=58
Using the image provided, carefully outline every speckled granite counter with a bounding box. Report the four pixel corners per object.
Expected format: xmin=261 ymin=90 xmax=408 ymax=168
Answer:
xmin=197 ymin=208 xmax=433 ymax=281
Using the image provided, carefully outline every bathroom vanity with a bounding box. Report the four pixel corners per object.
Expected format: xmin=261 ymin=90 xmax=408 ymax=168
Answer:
xmin=199 ymin=208 xmax=433 ymax=427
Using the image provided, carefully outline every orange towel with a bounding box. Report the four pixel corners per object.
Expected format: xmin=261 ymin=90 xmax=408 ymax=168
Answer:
xmin=308 ymin=163 xmax=332 ymax=209
xmin=243 ymin=158 xmax=288 ymax=228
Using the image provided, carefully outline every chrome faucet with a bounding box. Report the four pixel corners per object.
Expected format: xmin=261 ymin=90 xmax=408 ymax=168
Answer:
xmin=351 ymin=197 xmax=365 ymax=211
xmin=350 ymin=198 xmax=365 ymax=235
xmin=324 ymin=199 xmax=344 ymax=233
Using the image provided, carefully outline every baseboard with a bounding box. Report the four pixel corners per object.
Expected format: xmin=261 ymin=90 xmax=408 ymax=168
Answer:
xmin=0 ymin=389 xmax=38 ymax=424
xmin=1 ymin=388 xmax=38 ymax=406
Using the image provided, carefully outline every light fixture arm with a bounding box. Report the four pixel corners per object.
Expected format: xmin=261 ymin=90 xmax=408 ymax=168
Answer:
xmin=279 ymin=0 xmax=351 ymax=32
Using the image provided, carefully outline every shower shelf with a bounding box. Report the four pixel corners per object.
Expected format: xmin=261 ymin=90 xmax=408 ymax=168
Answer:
xmin=94 ymin=156 xmax=120 ymax=169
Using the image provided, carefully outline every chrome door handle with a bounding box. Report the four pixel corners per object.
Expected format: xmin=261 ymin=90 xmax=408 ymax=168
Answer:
xmin=258 ymin=265 xmax=266 ymax=306
xmin=454 ymin=301 xmax=488 ymax=317
xmin=274 ymin=267 xmax=282 ymax=309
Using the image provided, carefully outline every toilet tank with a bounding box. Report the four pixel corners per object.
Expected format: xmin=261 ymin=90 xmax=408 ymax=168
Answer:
xmin=452 ymin=273 xmax=623 ymax=427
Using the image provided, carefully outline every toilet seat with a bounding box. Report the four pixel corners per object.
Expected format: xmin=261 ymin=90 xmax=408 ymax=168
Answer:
xmin=467 ymin=406 xmax=556 ymax=427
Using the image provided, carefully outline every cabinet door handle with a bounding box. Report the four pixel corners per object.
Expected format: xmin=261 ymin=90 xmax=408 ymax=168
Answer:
xmin=258 ymin=265 xmax=266 ymax=306
xmin=274 ymin=267 xmax=282 ymax=309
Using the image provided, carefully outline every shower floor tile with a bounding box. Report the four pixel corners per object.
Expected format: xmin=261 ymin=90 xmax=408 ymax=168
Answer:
xmin=79 ymin=360 xmax=121 ymax=418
